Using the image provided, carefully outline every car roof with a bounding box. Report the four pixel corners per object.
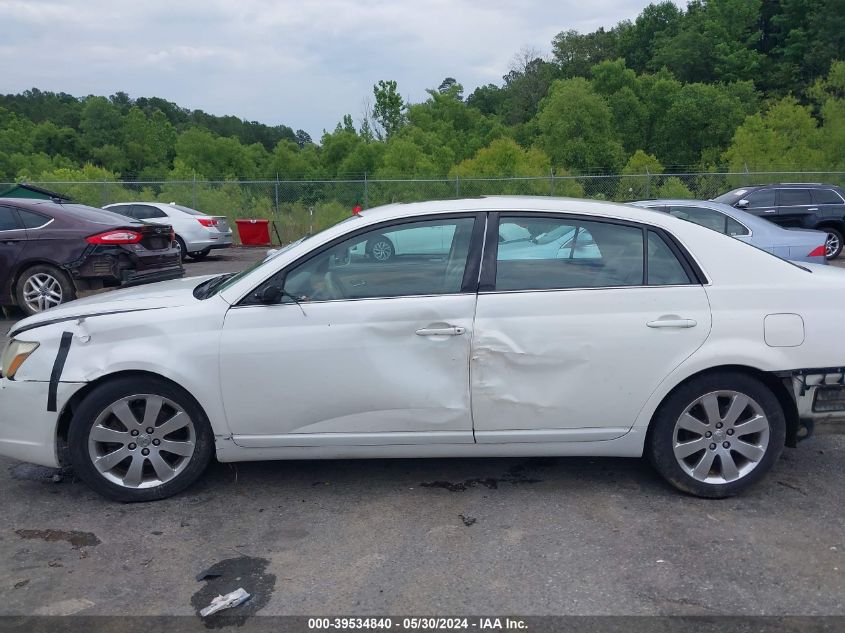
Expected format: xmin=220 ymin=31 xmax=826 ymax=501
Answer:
xmin=352 ymin=195 xmax=678 ymax=227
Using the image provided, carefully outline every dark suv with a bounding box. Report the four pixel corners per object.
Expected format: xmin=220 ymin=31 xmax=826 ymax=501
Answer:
xmin=1 ymin=199 xmax=183 ymax=316
xmin=713 ymin=183 xmax=845 ymax=259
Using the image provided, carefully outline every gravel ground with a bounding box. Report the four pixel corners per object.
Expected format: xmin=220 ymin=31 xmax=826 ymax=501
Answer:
xmin=0 ymin=247 xmax=843 ymax=618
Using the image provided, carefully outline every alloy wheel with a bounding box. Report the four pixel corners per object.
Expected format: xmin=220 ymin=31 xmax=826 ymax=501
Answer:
xmin=22 ymin=273 xmax=63 ymax=312
xmin=87 ymin=394 xmax=196 ymax=489
xmin=672 ymin=390 xmax=770 ymax=484
xmin=371 ymin=240 xmax=393 ymax=261
xmin=826 ymin=232 xmax=840 ymax=258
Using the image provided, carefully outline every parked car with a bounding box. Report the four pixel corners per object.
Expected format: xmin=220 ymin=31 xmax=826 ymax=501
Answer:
xmin=712 ymin=183 xmax=845 ymax=259
xmin=630 ymin=199 xmax=828 ymax=265
xmin=3 ymin=196 xmax=845 ymax=502
xmin=0 ymin=199 xmax=183 ymax=317
xmin=103 ymin=202 xmax=233 ymax=261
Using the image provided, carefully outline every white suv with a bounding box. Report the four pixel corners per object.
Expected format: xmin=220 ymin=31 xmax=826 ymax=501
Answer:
xmin=104 ymin=202 xmax=233 ymax=261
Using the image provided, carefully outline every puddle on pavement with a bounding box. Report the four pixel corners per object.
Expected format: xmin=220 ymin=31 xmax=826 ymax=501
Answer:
xmin=15 ymin=529 xmax=100 ymax=548
xmin=420 ymin=458 xmax=552 ymax=492
xmin=191 ymin=556 xmax=275 ymax=628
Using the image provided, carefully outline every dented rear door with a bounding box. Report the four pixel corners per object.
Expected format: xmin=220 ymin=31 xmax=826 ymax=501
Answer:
xmin=470 ymin=213 xmax=712 ymax=442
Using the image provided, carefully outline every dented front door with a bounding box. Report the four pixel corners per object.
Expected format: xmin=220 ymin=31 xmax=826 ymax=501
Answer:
xmin=470 ymin=286 xmax=711 ymax=442
xmin=220 ymin=294 xmax=477 ymax=447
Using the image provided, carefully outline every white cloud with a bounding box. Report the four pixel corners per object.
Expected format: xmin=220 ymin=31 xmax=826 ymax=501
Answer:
xmin=0 ymin=0 xmax=678 ymax=136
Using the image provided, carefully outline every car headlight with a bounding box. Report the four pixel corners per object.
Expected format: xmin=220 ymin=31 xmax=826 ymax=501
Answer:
xmin=0 ymin=340 xmax=40 ymax=380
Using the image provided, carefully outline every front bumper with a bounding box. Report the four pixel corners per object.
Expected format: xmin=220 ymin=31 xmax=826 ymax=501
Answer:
xmin=792 ymin=368 xmax=845 ymax=434
xmin=0 ymin=379 xmax=84 ymax=467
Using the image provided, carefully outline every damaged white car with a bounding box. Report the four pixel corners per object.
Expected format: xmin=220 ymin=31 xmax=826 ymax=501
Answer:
xmin=2 ymin=196 xmax=844 ymax=501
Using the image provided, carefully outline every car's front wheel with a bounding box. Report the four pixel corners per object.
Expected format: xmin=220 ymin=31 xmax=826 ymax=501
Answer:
xmin=68 ymin=376 xmax=214 ymax=502
xmin=823 ymin=228 xmax=843 ymax=259
xmin=15 ymin=264 xmax=76 ymax=316
xmin=367 ymin=235 xmax=395 ymax=262
xmin=647 ymin=372 xmax=785 ymax=498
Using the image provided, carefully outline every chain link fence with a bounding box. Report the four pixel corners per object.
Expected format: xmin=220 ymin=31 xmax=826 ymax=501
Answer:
xmin=5 ymin=171 xmax=845 ymax=244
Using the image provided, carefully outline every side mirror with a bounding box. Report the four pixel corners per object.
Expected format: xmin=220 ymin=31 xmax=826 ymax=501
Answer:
xmin=257 ymin=285 xmax=283 ymax=304
xmin=736 ymin=199 xmax=750 ymax=209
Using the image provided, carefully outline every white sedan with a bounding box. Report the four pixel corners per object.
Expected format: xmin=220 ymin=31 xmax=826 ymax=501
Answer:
xmin=2 ymin=196 xmax=843 ymax=502
xmin=103 ymin=202 xmax=233 ymax=261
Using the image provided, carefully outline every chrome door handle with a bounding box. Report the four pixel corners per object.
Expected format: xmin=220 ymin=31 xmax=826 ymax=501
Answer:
xmin=415 ymin=326 xmax=466 ymax=336
xmin=763 ymin=209 xmax=777 ymax=214
xmin=808 ymin=207 xmax=818 ymax=211
xmin=647 ymin=318 xmax=697 ymax=329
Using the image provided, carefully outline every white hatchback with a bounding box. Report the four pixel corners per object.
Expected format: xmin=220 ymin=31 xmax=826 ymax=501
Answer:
xmin=104 ymin=202 xmax=233 ymax=261
xmin=2 ymin=196 xmax=844 ymax=501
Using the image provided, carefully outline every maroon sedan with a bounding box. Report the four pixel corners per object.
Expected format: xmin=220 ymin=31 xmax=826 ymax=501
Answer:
xmin=0 ymin=199 xmax=183 ymax=316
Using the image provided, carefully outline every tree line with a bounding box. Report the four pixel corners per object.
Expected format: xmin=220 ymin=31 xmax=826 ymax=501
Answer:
xmin=1 ymin=0 xmax=843 ymax=196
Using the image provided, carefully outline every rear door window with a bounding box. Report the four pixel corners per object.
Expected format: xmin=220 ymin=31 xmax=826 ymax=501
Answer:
xmin=132 ymin=204 xmax=167 ymax=219
xmin=647 ymin=231 xmax=692 ymax=285
xmin=494 ymin=216 xmax=644 ymax=290
xmin=778 ymin=189 xmax=812 ymax=206
xmin=107 ymin=204 xmax=135 ymax=218
xmin=667 ymin=206 xmax=727 ymax=233
xmin=0 ymin=206 xmax=20 ymax=231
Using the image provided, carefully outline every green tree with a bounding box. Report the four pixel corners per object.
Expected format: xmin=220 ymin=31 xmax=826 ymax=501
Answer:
xmin=723 ymin=97 xmax=824 ymax=171
xmin=372 ymin=80 xmax=405 ymax=140
xmin=617 ymin=2 xmax=683 ymax=73
xmin=552 ymin=28 xmax=620 ymax=78
xmin=536 ymin=78 xmax=625 ymax=172
xmin=616 ymin=150 xmax=664 ymax=199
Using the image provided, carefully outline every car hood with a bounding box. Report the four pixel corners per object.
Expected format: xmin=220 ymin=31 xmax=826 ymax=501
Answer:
xmin=8 ymin=275 xmax=220 ymax=336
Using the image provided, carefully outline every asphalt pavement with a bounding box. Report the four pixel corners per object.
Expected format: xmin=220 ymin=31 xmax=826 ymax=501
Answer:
xmin=1 ymin=247 xmax=843 ymax=618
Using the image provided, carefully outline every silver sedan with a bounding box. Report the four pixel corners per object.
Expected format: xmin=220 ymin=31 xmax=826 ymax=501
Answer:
xmin=630 ymin=199 xmax=828 ymax=265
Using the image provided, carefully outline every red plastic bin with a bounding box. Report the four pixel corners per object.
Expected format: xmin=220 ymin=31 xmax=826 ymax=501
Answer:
xmin=236 ymin=219 xmax=271 ymax=246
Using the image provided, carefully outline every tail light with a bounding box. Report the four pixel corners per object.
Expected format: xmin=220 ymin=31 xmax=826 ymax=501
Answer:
xmin=197 ymin=218 xmax=218 ymax=227
xmin=808 ymin=245 xmax=826 ymax=257
xmin=86 ymin=230 xmax=142 ymax=244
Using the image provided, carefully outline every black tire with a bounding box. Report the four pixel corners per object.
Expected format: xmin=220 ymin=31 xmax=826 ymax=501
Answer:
xmin=15 ymin=264 xmax=76 ymax=316
xmin=68 ymin=376 xmax=214 ymax=502
xmin=646 ymin=371 xmax=785 ymax=498
xmin=821 ymin=227 xmax=843 ymax=260
xmin=366 ymin=235 xmax=395 ymax=262
xmin=174 ymin=236 xmax=188 ymax=262
xmin=187 ymin=248 xmax=211 ymax=261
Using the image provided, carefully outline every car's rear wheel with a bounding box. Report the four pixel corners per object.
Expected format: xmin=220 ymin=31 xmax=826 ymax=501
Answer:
xmin=367 ymin=235 xmax=395 ymax=262
xmin=175 ymin=236 xmax=188 ymax=262
xmin=647 ymin=372 xmax=785 ymax=498
xmin=188 ymin=248 xmax=211 ymax=261
xmin=68 ymin=376 xmax=214 ymax=502
xmin=823 ymin=228 xmax=843 ymax=259
xmin=15 ymin=264 xmax=76 ymax=316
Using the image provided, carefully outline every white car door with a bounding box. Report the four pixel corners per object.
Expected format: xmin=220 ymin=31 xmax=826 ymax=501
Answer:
xmin=471 ymin=214 xmax=712 ymax=443
xmin=219 ymin=215 xmax=481 ymax=447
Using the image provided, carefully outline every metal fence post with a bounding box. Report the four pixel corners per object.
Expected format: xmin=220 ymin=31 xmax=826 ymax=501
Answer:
xmin=455 ymin=175 xmax=460 ymax=197
xmin=364 ymin=172 xmax=369 ymax=209
xmin=549 ymin=169 xmax=554 ymax=196
xmin=645 ymin=168 xmax=651 ymax=199
xmin=192 ymin=173 xmax=197 ymax=208
xmin=274 ymin=174 xmax=280 ymax=215
xmin=101 ymin=180 xmax=108 ymax=206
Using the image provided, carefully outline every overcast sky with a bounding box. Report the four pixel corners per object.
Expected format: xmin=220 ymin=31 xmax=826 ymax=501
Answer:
xmin=0 ymin=1 xmax=683 ymax=137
